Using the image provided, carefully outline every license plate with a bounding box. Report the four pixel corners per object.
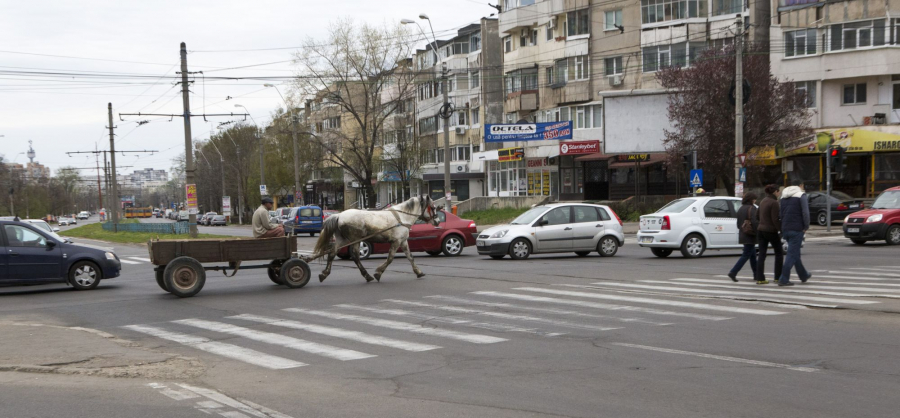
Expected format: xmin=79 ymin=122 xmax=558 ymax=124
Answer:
xmin=477 ymin=241 xmax=485 ymax=247
xmin=848 ymin=228 xmax=860 ymax=233
xmin=640 ymin=237 xmax=653 ymax=244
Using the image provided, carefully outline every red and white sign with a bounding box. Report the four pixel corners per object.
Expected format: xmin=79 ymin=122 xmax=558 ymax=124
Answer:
xmin=559 ymin=140 xmax=600 ymax=155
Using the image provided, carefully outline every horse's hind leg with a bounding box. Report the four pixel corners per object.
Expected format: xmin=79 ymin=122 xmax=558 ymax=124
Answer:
xmin=319 ymin=243 xmax=336 ymax=282
xmin=374 ymin=241 xmax=401 ymax=282
xmin=401 ymin=241 xmax=425 ymax=278
xmin=351 ymin=243 xmax=375 ymax=282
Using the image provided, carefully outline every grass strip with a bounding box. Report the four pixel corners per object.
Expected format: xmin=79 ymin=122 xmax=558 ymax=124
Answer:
xmin=60 ymin=222 xmax=238 ymax=244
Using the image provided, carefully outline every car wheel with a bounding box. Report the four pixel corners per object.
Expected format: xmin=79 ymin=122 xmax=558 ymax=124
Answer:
xmin=267 ymin=260 xmax=284 ymax=285
xmin=651 ymin=248 xmax=673 ymax=258
xmin=155 ymin=268 xmax=169 ymax=292
xmin=163 ymin=256 xmax=206 ymax=298
xmin=509 ymin=239 xmax=531 ymax=260
xmin=426 ymin=251 xmax=442 ymax=256
xmin=575 ymin=251 xmax=590 ymax=257
xmin=69 ymin=261 xmax=101 ymax=290
xmin=309 ymin=232 xmax=316 ymax=237
xmin=817 ymin=211 xmax=828 ymax=226
xmin=887 ymin=225 xmax=900 ymax=245
xmin=490 ymin=255 xmax=505 ymax=260
xmin=680 ymin=234 xmax=706 ymax=258
xmin=442 ymin=235 xmax=464 ymax=256
xmin=357 ymin=241 xmax=372 ymax=260
xmin=597 ymin=236 xmax=619 ymax=257
xmin=280 ymin=259 xmax=311 ymax=289
xmin=851 ymin=239 xmax=867 ymax=245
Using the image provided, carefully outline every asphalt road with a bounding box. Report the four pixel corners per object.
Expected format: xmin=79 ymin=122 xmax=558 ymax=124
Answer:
xmin=2 ymin=227 xmax=899 ymax=417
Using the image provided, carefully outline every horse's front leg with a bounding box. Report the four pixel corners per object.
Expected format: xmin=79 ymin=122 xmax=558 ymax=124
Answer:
xmin=373 ymin=241 xmax=401 ymax=282
xmin=400 ymin=240 xmax=425 ymax=278
xmin=319 ymin=242 xmax=336 ymax=282
xmin=350 ymin=243 xmax=375 ymax=283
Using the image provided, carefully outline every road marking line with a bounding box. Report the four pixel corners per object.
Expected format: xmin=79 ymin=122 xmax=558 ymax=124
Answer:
xmin=229 ymin=314 xmax=441 ymax=352
xmin=677 ymin=278 xmax=899 ymax=299
xmin=611 ymin=343 xmax=817 ymax=372
xmin=383 ymin=299 xmax=621 ymax=332
xmin=334 ymin=304 xmax=564 ymax=337
xmin=285 ymin=308 xmax=507 ymax=344
xmin=176 ymin=383 xmax=295 ymax=418
xmin=147 ymin=383 xmax=200 ymax=401
xmin=753 ymin=272 xmax=900 ymax=282
xmin=424 ymin=295 xmax=673 ymax=326
xmin=516 ymin=287 xmax=785 ymax=316
xmin=173 ymin=319 xmax=374 ymax=361
xmin=793 ymin=280 xmax=900 ymax=287
xmin=813 ymin=270 xmax=900 ymax=278
xmin=847 ymin=267 xmax=900 ymax=272
xmin=124 ymin=325 xmax=305 ymax=369
xmin=118 ymin=259 xmax=141 ymax=265
xmin=471 ymin=291 xmax=731 ymax=321
xmin=598 ymin=281 xmax=878 ymax=305
xmin=128 ymin=257 xmax=152 ymax=262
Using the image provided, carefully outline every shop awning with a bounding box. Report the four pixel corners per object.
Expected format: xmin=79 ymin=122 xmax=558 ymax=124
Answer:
xmin=422 ymin=172 xmax=485 ymax=181
xmin=608 ymin=153 xmax=668 ymax=168
xmin=575 ymin=152 xmax=614 ymax=162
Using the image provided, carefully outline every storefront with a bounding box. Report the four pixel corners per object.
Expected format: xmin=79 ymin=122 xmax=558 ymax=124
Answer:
xmin=424 ymin=174 xmax=480 ymax=202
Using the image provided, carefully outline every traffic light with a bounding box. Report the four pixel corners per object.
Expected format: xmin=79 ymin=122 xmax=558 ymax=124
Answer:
xmin=829 ymin=146 xmax=845 ymax=174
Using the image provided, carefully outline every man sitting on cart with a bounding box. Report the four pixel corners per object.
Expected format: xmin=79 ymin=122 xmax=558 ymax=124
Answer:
xmin=253 ymin=197 xmax=285 ymax=238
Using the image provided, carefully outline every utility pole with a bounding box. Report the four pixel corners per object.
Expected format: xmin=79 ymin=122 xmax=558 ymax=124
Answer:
xmin=826 ymin=146 xmax=833 ymax=233
xmin=108 ymin=103 xmax=119 ymax=228
xmin=95 ymin=143 xmax=103 ymax=214
xmin=179 ymin=42 xmax=198 ymax=238
xmin=104 ymin=156 xmax=109 ymax=216
xmin=291 ymin=114 xmax=300 ymax=205
xmin=733 ymin=15 xmax=744 ymax=198
xmin=692 ymin=150 xmax=698 ymax=197
xmin=440 ymin=62 xmax=451 ymax=209
xmin=259 ymin=128 xmax=265 ymax=190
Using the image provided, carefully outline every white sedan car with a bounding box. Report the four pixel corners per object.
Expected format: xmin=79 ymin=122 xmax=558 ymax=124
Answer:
xmin=638 ymin=197 xmax=744 ymax=258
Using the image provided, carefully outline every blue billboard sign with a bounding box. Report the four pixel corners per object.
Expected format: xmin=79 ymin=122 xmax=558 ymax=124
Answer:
xmin=485 ymin=121 xmax=573 ymax=143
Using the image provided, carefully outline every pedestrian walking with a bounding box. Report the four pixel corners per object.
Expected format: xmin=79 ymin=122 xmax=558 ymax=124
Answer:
xmin=778 ymin=181 xmax=812 ymax=286
xmin=755 ymin=184 xmax=783 ymax=285
xmin=728 ymin=193 xmax=758 ymax=282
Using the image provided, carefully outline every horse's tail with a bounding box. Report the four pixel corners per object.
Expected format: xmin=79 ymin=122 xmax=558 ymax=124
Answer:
xmin=313 ymin=215 xmax=340 ymax=256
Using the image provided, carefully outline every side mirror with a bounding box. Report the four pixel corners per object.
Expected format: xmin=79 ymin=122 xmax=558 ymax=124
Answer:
xmin=538 ymin=219 xmax=549 ymax=226
xmin=52 ymin=227 xmax=60 ymax=232
xmin=47 ymin=240 xmax=57 ymax=248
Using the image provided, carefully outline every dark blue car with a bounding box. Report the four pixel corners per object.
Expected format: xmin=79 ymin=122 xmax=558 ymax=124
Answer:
xmin=284 ymin=206 xmax=324 ymax=236
xmin=0 ymin=219 xmax=121 ymax=290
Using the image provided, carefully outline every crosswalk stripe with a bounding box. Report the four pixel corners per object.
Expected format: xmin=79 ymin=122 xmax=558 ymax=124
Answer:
xmin=848 ymin=267 xmax=900 ymax=272
xmin=285 ymin=308 xmax=507 ymax=344
xmin=173 ymin=318 xmax=374 ymax=361
xmin=516 ymin=287 xmax=786 ymax=316
xmin=228 ymin=314 xmax=441 ymax=352
xmin=583 ymin=282 xmax=875 ymax=306
xmin=793 ymin=280 xmax=900 ymax=287
xmin=128 ymin=257 xmax=153 ymax=262
xmin=814 ymin=270 xmax=900 ymax=278
xmin=471 ymin=291 xmax=732 ymax=321
xmin=382 ymin=299 xmax=621 ymax=332
xmin=424 ymin=295 xmax=674 ymax=326
xmin=611 ymin=343 xmax=817 ymax=373
xmin=678 ymin=278 xmax=900 ymax=299
xmin=756 ymin=272 xmax=900 ymax=282
xmin=123 ymin=324 xmax=305 ymax=369
xmin=118 ymin=259 xmax=140 ymax=265
xmin=334 ymin=304 xmax=565 ymax=337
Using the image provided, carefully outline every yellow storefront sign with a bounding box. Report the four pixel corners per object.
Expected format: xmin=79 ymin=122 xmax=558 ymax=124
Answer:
xmin=776 ymin=129 xmax=900 ymax=156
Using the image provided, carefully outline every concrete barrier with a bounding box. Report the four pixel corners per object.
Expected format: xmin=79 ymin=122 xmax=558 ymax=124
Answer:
xmin=452 ymin=196 xmax=548 ymax=215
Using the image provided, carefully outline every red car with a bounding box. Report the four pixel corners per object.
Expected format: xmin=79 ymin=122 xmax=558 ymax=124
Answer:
xmin=843 ymin=186 xmax=900 ymax=245
xmin=338 ymin=210 xmax=477 ymax=259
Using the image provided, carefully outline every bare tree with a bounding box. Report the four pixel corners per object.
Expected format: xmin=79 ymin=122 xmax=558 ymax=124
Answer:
xmin=294 ymin=18 xmax=416 ymax=208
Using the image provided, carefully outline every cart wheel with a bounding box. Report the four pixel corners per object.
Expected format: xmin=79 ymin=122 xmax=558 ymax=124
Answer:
xmin=268 ymin=260 xmax=284 ymax=285
xmin=164 ymin=256 xmax=206 ymax=298
xmin=155 ymin=267 xmax=169 ymax=292
xmin=280 ymin=259 xmax=311 ymax=289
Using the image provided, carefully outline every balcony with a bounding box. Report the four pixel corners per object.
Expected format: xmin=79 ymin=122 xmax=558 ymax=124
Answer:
xmin=505 ymin=90 xmax=538 ymax=112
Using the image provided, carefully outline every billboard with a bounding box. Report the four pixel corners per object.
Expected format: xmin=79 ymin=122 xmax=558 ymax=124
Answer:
xmin=560 ymin=140 xmax=600 ymax=155
xmin=222 ymin=196 xmax=231 ymax=216
xmin=603 ymin=91 xmax=671 ymax=154
xmin=485 ymin=121 xmax=573 ymax=142
xmin=185 ymin=184 xmax=198 ymax=214
xmin=498 ymin=147 xmax=525 ymax=162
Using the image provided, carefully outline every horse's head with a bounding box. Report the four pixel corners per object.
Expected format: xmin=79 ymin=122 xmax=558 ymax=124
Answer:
xmin=418 ymin=195 xmax=440 ymax=227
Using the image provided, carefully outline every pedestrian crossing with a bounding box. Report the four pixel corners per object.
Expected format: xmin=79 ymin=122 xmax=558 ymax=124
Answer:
xmin=121 ymin=266 xmax=899 ymax=370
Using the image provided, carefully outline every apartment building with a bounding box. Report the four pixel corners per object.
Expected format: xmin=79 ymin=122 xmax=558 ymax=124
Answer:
xmin=376 ymin=58 xmax=419 ymax=207
xmin=771 ymin=0 xmax=900 ymax=197
xmin=414 ymin=18 xmax=503 ymax=203
xmin=303 ymin=91 xmax=349 ymax=209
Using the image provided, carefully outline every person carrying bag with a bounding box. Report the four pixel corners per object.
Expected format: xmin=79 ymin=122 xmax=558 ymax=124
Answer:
xmin=728 ymin=193 xmax=759 ymax=282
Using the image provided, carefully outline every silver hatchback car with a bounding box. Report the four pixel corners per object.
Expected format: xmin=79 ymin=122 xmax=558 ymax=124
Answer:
xmin=477 ymin=203 xmax=625 ymax=260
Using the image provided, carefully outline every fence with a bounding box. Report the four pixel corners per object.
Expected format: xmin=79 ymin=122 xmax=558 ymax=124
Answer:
xmin=101 ymin=221 xmax=189 ymax=234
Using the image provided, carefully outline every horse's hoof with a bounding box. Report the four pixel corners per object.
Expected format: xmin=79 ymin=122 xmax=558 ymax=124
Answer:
xmin=374 ymin=273 xmax=382 ymax=282
xmin=319 ymin=274 xmax=327 ymax=282
xmin=416 ymin=272 xmax=426 ymax=278
xmin=365 ymin=275 xmax=375 ymax=283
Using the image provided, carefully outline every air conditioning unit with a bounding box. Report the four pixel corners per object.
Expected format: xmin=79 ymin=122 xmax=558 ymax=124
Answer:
xmin=454 ymin=163 xmax=469 ymax=173
xmin=609 ymin=75 xmax=623 ymax=86
xmin=548 ymin=17 xmax=557 ymax=30
xmin=455 ymin=126 xmax=467 ymax=134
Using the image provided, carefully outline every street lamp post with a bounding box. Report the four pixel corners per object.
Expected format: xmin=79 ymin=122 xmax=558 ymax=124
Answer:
xmin=264 ymin=84 xmax=301 ymax=206
xmin=235 ymin=104 xmax=265 ymax=194
xmin=206 ymin=140 xmax=227 ymax=214
xmin=218 ymin=127 xmax=244 ymax=225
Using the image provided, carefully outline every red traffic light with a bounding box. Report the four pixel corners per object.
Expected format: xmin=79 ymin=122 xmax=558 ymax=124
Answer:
xmin=830 ymin=149 xmax=839 ymax=156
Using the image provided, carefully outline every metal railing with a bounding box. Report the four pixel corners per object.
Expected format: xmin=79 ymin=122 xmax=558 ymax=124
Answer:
xmin=101 ymin=222 xmax=189 ymax=234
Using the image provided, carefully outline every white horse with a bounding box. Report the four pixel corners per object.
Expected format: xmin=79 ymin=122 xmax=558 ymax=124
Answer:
xmin=311 ymin=195 xmax=440 ymax=283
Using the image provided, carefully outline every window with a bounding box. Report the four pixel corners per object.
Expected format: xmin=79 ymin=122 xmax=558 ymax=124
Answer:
xmin=843 ymin=83 xmax=867 ymax=105
xmin=641 ymin=0 xmax=705 ymax=24
xmin=573 ymin=206 xmax=601 ymax=223
xmin=457 ymin=111 xmax=467 ymax=126
xmin=505 ymin=68 xmax=538 ymax=93
xmin=471 ymin=107 xmax=480 ymax=125
xmin=829 ymin=20 xmax=886 ymax=51
xmin=597 ymin=208 xmax=612 ymax=221
xmin=795 ymin=81 xmax=816 ymax=108
xmin=605 ymin=56 xmax=623 ymax=75
xmin=470 ymin=31 xmax=481 ymax=52
xmin=520 ymin=29 xmax=528 ymax=47
xmin=540 ymin=207 xmax=571 ymax=226
xmin=713 ymin=0 xmax=743 ymax=16
xmin=471 ymin=71 xmax=480 ymax=89
xmin=573 ymin=55 xmax=590 ymax=80
xmin=551 ymin=58 xmax=568 ymax=85
xmin=4 ymin=225 xmax=47 ymax=247
xmin=785 ymin=29 xmax=817 ymax=57
xmin=418 ymin=116 xmax=437 ymax=135
xmin=546 ymin=21 xmax=554 ymax=40
xmin=605 ymin=10 xmax=623 ymax=31
xmin=504 ymin=36 xmax=511 ymax=53
xmin=642 ymin=45 xmax=672 ymax=72
xmin=567 ymin=9 xmax=590 ymax=36
xmin=546 ymin=66 xmax=555 ymax=85
xmin=703 ymin=200 xmax=733 ymax=218
xmin=895 ymin=19 xmax=900 ymax=43
xmin=573 ymin=105 xmax=602 ymax=129
xmin=532 ymin=29 xmax=539 ymax=45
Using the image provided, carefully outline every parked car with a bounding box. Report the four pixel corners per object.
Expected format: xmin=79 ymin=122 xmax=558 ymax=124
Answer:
xmin=177 ymin=211 xmax=189 ymax=222
xmin=21 ymin=219 xmax=72 ymax=244
xmin=202 ymin=212 xmax=217 ymax=226
xmin=210 ymin=215 xmax=227 ymax=226
xmin=276 ymin=207 xmax=293 ymax=224
xmin=0 ymin=219 xmax=120 ymax=289
xmin=477 ymin=204 xmax=624 ymax=260
xmin=77 ymin=211 xmax=90 ymax=220
xmin=808 ymin=191 xmax=865 ymax=226
xmin=58 ymin=217 xmax=74 ymax=226
xmin=339 ymin=210 xmax=477 ymax=259
xmin=323 ymin=209 xmax=339 ymax=219
xmin=284 ymin=205 xmax=324 ymax=237
xmin=843 ymin=186 xmax=900 ymax=245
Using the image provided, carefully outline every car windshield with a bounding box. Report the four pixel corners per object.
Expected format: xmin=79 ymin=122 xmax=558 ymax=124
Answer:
xmin=31 ymin=222 xmax=52 ymax=233
xmin=871 ymin=191 xmax=900 ymax=209
xmin=830 ymin=191 xmax=854 ymax=201
xmin=510 ymin=207 xmax=549 ymax=225
xmin=657 ymin=198 xmax=697 ymax=213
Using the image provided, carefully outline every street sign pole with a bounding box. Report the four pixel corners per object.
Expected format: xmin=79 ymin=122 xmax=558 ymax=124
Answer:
xmin=826 ymin=146 xmax=832 ymax=233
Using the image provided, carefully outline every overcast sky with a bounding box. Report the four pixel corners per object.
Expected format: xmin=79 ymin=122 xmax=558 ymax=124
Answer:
xmin=0 ymin=0 xmax=494 ymax=176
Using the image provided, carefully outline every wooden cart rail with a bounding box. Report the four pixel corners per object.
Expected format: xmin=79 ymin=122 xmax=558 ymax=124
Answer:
xmin=148 ymin=236 xmax=297 ymax=265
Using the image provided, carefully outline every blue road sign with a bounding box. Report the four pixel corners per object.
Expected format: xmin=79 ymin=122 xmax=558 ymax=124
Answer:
xmin=689 ymin=169 xmax=703 ymax=187
xmin=739 ymin=167 xmax=747 ymax=183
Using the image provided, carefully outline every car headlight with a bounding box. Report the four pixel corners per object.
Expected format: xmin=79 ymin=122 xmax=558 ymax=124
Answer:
xmin=105 ymin=252 xmax=117 ymax=260
xmin=489 ymin=229 xmax=509 ymax=239
xmin=844 ymin=215 xmax=850 ymax=223
xmin=866 ymin=214 xmax=883 ymax=223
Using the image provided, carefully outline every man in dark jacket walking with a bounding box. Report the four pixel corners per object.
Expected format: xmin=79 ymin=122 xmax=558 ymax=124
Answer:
xmin=756 ymin=185 xmax=783 ymax=284
xmin=728 ymin=193 xmax=759 ymax=282
xmin=778 ymin=181 xmax=812 ymax=286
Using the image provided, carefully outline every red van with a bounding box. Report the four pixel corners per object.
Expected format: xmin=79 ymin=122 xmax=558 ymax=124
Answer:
xmin=843 ymin=186 xmax=900 ymax=245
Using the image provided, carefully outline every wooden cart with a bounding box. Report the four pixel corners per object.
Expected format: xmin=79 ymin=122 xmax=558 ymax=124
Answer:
xmin=148 ymin=236 xmax=310 ymax=298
